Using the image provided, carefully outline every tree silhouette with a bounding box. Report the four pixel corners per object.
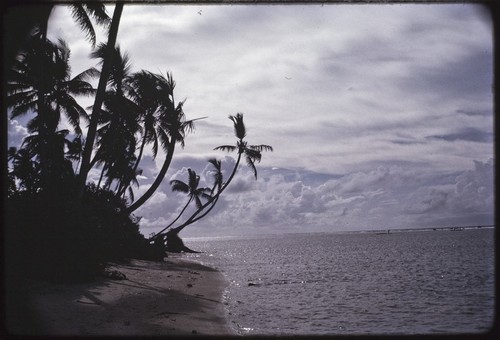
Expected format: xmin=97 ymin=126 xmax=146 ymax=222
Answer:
xmin=69 ymin=3 xmax=110 ymax=48
xmin=7 ymin=147 xmax=41 ymax=194
xmin=78 ymin=3 xmax=124 ymax=194
xmin=126 ymin=71 xmax=165 ymax=183
xmin=89 ymin=43 xmax=141 ymax=199
xmin=157 ymin=113 xmax=273 ymax=245
xmin=124 ymin=72 xmax=203 ymax=214
xmin=7 ymin=36 xmax=97 ymax=191
xmin=5 ymin=2 xmax=276 ymax=271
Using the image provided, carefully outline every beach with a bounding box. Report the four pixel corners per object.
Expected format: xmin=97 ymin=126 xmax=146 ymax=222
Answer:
xmin=5 ymin=256 xmax=234 ymax=336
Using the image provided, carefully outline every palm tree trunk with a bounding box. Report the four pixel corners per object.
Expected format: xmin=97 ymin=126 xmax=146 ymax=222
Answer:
xmin=97 ymin=164 xmax=106 ymax=188
xmin=152 ymin=196 xmax=193 ymax=238
xmin=78 ymin=3 xmax=123 ymax=194
xmin=132 ymin=133 xmax=147 ymax=176
xmin=169 ymin=151 xmax=242 ymax=235
xmin=125 ymin=140 xmax=176 ymax=214
xmin=117 ymin=134 xmax=146 ymax=197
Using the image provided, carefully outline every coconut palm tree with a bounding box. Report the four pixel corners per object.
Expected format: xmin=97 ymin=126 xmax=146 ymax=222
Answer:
xmin=126 ymin=71 xmax=164 ymax=177
xmin=149 ymin=158 xmax=223 ymax=242
xmin=78 ymin=3 xmax=124 ymax=193
xmin=214 ymin=113 xmax=273 ymax=180
xmin=163 ymin=113 xmax=273 ymax=238
xmin=124 ymin=72 xmax=202 ymax=214
xmin=87 ymin=43 xmax=142 ymax=197
xmin=7 ymin=37 xmax=97 ymax=134
xmin=7 ymin=147 xmax=41 ymax=194
xmin=7 ymin=36 xmax=97 ymax=191
xmin=154 ymin=168 xmax=212 ymax=234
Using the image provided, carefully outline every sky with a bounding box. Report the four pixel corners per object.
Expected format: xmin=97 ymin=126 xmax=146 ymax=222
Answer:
xmin=9 ymin=3 xmax=494 ymax=237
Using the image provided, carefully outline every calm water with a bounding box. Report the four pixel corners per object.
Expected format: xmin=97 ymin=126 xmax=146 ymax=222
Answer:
xmin=185 ymin=228 xmax=495 ymax=335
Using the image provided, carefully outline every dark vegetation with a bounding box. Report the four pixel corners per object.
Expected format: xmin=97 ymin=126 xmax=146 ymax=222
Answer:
xmin=4 ymin=3 xmax=272 ymax=282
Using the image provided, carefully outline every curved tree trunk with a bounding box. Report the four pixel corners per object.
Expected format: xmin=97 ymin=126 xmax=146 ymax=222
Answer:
xmin=152 ymin=196 xmax=193 ymax=237
xmin=117 ymin=133 xmax=147 ymax=197
xmin=168 ymin=151 xmax=243 ymax=236
xmin=125 ymin=140 xmax=176 ymax=214
xmin=78 ymin=3 xmax=123 ymax=195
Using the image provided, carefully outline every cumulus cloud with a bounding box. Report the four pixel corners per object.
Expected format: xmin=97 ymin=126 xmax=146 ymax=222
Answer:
xmin=7 ymin=119 xmax=29 ymax=148
xmin=176 ymin=158 xmax=494 ymax=237
xmin=37 ymin=4 xmax=495 ymax=237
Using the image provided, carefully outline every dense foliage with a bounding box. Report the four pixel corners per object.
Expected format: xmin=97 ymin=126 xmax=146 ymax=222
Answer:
xmin=6 ymin=186 xmax=158 ymax=282
xmin=5 ymin=3 xmax=271 ymax=281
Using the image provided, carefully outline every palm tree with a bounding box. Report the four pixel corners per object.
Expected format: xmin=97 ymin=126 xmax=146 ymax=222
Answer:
xmin=214 ymin=113 xmax=273 ymax=180
xmin=163 ymin=113 xmax=273 ymax=238
xmin=153 ymin=168 xmax=212 ymax=236
xmin=124 ymin=72 xmax=202 ymax=214
xmin=86 ymin=43 xmax=142 ymax=198
xmin=11 ymin=2 xmax=109 ymax=82
xmin=22 ymin=128 xmax=77 ymax=182
xmin=78 ymin=3 xmax=124 ymax=194
xmin=7 ymin=36 xmax=97 ymax=190
xmin=7 ymin=37 xmax=97 ymax=134
xmin=207 ymin=158 xmax=223 ymax=195
xmin=126 ymin=71 xmax=164 ymax=179
xmin=66 ymin=136 xmax=83 ymax=173
xmin=7 ymin=147 xmax=41 ymax=194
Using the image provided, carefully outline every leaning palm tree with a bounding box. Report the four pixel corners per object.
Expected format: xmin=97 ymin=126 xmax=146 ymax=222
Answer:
xmin=161 ymin=113 xmax=273 ymax=240
xmin=214 ymin=113 xmax=273 ymax=180
xmin=124 ymin=72 xmax=203 ymax=214
xmin=153 ymin=168 xmax=212 ymax=236
xmin=126 ymin=70 xmax=164 ymax=178
xmin=171 ymin=169 xmax=212 ymax=211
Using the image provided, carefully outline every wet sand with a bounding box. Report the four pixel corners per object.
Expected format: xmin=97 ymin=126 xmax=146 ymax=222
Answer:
xmin=5 ymin=256 xmax=234 ymax=336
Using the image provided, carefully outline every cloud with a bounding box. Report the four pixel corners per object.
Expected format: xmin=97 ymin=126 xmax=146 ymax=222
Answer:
xmin=45 ymin=4 xmax=493 ymax=175
xmin=175 ymin=158 xmax=493 ymax=237
xmin=36 ymin=4 xmax=495 ymax=237
xmin=427 ymin=127 xmax=493 ymax=143
xmin=7 ymin=119 xmax=29 ymax=148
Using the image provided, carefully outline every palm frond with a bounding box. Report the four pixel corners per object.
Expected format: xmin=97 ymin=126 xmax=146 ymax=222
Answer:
xmin=70 ymin=4 xmax=98 ymax=47
xmin=170 ymin=179 xmax=189 ymax=193
xmin=187 ymin=169 xmax=199 ymax=191
xmin=208 ymin=158 xmax=222 ymax=170
xmin=208 ymin=158 xmax=223 ymax=192
xmin=194 ymin=195 xmax=203 ymax=210
xmin=157 ymin=128 xmax=171 ymax=153
xmin=182 ymin=118 xmax=197 ymax=135
xmin=249 ymin=144 xmax=274 ymax=152
xmin=244 ymin=148 xmax=262 ymax=163
xmin=73 ymin=67 xmax=100 ymax=82
xmin=83 ymin=2 xmax=111 ymax=26
xmin=90 ymin=42 xmax=106 ymax=61
xmin=245 ymin=155 xmax=258 ymax=179
xmin=229 ymin=113 xmax=246 ymax=140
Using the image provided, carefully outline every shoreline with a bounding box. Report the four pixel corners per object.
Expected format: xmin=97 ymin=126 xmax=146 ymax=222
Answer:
xmin=6 ymin=256 xmax=235 ymax=336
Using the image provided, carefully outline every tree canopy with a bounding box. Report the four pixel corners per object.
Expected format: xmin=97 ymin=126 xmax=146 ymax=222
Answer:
xmin=5 ymin=3 xmax=272 ymax=280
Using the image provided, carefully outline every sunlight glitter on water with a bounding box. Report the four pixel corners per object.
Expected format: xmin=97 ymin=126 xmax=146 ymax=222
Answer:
xmin=187 ymin=229 xmax=495 ymax=335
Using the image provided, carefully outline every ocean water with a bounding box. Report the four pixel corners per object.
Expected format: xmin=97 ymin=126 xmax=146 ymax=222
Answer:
xmin=185 ymin=228 xmax=495 ymax=335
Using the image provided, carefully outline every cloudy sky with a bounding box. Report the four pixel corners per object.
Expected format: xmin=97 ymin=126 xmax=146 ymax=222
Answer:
xmin=10 ymin=3 xmax=494 ymax=237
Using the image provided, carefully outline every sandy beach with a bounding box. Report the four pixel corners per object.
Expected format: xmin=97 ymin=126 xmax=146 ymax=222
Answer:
xmin=5 ymin=255 xmax=235 ymax=336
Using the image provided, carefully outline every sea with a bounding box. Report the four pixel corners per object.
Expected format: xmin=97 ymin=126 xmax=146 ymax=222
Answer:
xmin=185 ymin=227 xmax=495 ymax=336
